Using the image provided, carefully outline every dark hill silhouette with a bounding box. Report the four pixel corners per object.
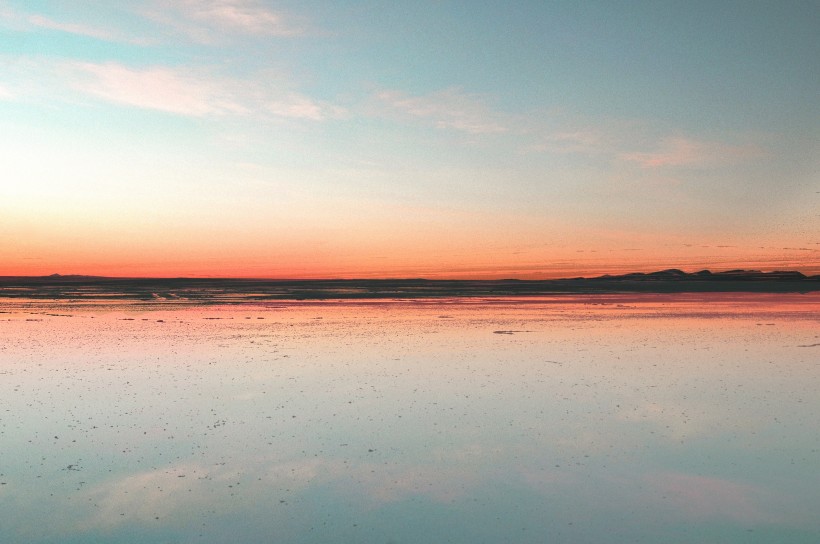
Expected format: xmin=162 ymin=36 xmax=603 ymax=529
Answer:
xmin=0 ymin=269 xmax=818 ymax=302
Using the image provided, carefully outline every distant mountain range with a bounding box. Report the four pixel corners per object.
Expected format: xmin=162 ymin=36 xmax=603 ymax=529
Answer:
xmin=0 ymin=270 xmax=818 ymax=301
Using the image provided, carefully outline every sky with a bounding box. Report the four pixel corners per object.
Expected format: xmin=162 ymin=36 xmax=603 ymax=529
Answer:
xmin=1 ymin=0 xmax=818 ymax=279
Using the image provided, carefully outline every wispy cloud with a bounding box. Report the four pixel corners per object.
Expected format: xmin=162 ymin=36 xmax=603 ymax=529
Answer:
xmin=141 ymin=0 xmax=306 ymax=43
xmin=0 ymin=6 xmax=151 ymax=45
xmin=25 ymin=14 xmax=152 ymax=45
xmin=621 ymin=137 xmax=765 ymax=168
xmin=375 ymin=87 xmax=508 ymax=134
xmin=524 ymin=129 xmax=607 ymax=155
xmin=68 ymin=62 xmax=248 ymax=116
xmin=60 ymin=61 xmax=342 ymax=120
xmin=519 ymin=113 xmax=769 ymax=176
xmin=267 ymin=94 xmax=347 ymax=121
xmin=183 ymin=0 xmax=303 ymax=35
xmin=1 ymin=2 xmax=306 ymax=46
xmin=0 ymin=83 xmax=13 ymax=100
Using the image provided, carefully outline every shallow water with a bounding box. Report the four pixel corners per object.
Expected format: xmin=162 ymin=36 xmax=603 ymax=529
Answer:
xmin=1 ymin=294 xmax=818 ymax=543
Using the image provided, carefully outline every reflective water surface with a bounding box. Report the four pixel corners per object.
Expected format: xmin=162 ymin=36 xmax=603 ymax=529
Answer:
xmin=1 ymin=294 xmax=818 ymax=543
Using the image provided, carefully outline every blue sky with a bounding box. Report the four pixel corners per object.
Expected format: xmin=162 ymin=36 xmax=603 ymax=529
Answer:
xmin=1 ymin=1 xmax=818 ymax=277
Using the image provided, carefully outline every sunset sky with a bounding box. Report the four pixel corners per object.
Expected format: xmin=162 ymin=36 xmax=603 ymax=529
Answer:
xmin=1 ymin=1 xmax=818 ymax=278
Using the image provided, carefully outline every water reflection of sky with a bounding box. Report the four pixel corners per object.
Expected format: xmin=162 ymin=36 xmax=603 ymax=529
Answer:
xmin=1 ymin=294 xmax=818 ymax=543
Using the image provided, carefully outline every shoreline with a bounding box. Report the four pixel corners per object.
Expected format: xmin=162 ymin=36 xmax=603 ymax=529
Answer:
xmin=1 ymin=272 xmax=819 ymax=302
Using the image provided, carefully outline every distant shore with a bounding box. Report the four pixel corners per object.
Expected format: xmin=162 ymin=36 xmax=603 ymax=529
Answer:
xmin=1 ymin=269 xmax=818 ymax=302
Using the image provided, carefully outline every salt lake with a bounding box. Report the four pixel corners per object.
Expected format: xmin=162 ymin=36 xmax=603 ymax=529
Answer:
xmin=1 ymin=293 xmax=818 ymax=543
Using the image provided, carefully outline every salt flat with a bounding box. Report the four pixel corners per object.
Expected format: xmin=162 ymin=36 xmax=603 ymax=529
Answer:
xmin=1 ymin=294 xmax=818 ymax=543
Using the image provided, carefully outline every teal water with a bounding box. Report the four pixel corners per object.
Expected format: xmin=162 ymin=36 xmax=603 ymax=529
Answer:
xmin=1 ymin=294 xmax=818 ymax=543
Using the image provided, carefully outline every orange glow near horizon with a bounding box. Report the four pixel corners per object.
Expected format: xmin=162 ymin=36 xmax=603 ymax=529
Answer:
xmin=3 ymin=190 xmax=817 ymax=280
xmin=2 ymin=252 xmax=818 ymax=280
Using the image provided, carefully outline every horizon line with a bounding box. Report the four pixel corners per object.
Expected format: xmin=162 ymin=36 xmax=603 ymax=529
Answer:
xmin=2 ymin=267 xmax=818 ymax=282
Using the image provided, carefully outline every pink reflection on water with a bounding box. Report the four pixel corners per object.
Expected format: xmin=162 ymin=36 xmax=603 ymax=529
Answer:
xmin=647 ymin=471 xmax=775 ymax=523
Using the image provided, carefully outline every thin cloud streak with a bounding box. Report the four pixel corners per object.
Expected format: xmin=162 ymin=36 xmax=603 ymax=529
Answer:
xmin=184 ymin=0 xmax=303 ymax=35
xmin=59 ymin=61 xmax=342 ymax=120
xmin=375 ymin=87 xmax=509 ymax=134
xmin=26 ymin=14 xmax=153 ymax=45
xmin=523 ymin=129 xmax=607 ymax=155
xmin=140 ymin=0 xmax=307 ymax=43
xmin=521 ymin=116 xmax=769 ymax=171
xmin=0 ymin=6 xmax=152 ymax=45
xmin=2 ymin=2 xmax=306 ymax=47
xmin=621 ymin=136 xmax=765 ymax=168
xmin=267 ymin=94 xmax=347 ymax=121
xmin=68 ymin=62 xmax=248 ymax=117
